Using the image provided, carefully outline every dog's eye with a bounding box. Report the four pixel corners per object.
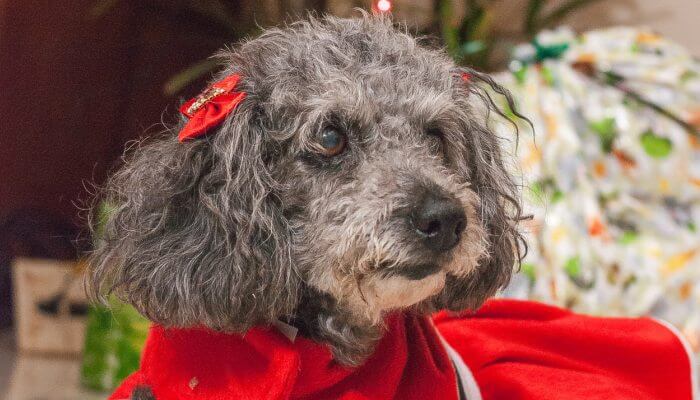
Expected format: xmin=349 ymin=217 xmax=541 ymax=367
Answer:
xmin=426 ymin=127 xmax=446 ymax=156
xmin=426 ymin=127 xmax=443 ymax=138
xmin=318 ymin=126 xmax=347 ymax=156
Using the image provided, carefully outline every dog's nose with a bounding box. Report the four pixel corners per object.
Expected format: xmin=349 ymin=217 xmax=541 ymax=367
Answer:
xmin=411 ymin=192 xmax=466 ymax=253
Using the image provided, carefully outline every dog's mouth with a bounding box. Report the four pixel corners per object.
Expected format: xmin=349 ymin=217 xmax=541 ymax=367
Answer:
xmin=380 ymin=262 xmax=442 ymax=281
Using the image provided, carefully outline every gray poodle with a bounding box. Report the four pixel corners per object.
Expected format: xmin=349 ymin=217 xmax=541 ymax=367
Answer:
xmin=88 ymin=13 xmax=525 ymax=399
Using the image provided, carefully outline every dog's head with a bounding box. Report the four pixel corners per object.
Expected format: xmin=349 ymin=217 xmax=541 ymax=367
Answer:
xmin=88 ymin=15 xmax=525 ymax=364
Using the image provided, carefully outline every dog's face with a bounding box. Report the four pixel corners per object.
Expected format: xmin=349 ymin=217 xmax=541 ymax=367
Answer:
xmin=275 ymin=58 xmax=491 ymax=323
xmin=88 ymin=16 xmax=523 ymax=364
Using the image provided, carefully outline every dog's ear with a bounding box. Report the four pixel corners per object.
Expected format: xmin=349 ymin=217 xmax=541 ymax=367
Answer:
xmin=86 ymin=76 xmax=300 ymax=331
xmin=434 ymin=67 xmax=529 ymax=311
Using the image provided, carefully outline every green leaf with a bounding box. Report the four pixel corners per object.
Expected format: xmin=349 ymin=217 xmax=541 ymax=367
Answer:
xmin=460 ymin=0 xmax=486 ymax=41
xmin=521 ymin=263 xmax=537 ymax=281
xmin=439 ymin=1 xmax=457 ymax=52
xmin=680 ymin=70 xmax=698 ymax=83
xmin=95 ymin=201 xmax=117 ymax=241
xmin=564 ymin=256 xmax=581 ymax=278
xmin=602 ymin=71 xmax=624 ymax=86
xmin=539 ymin=0 xmax=605 ymax=30
xmin=527 ymin=178 xmax=563 ymax=204
xmin=81 ymin=299 xmax=149 ymax=391
xmin=622 ymin=275 xmax=637 ymax=289
xmin=469 ymin=6 xmax=493 ymax=41
xmin=524 ymin=0 xmax=545 ymax=36
xmin=551 ymin=189 xmax=564 ymax=204
xmin=533 ymin=41 xmax=570 ymax=62
xmin=540 ymin=65 xmax=555 ymax=86
xmin=589 ymin=117 xmax=616 ymax=153
xmin=164 ymin=58 xmax=221 ymax=96
xmin=512 ymin=63 xmax=528 ymax=85
xmin=461 ymin=40 xmax=487 ymax=56
xmin=527 ymin=181 xmax=545 ymax=204
xmin=186 ymin=0 xmax=238 ymax=36
xmin=499 ymin=98 xmax=518 ymax=120
xmin=619 ymin=231 xmax=639 ymax=245
xmin=640 ymin=130 xmax=673 ymax=158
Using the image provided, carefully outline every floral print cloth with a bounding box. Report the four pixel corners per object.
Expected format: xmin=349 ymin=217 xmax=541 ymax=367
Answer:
xmin=497 ymin=27 xmax=700 ymax=355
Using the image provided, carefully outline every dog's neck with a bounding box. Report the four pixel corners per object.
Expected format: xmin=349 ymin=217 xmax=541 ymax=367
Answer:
xmin=287 ymin=286 xmax=385 ymax=366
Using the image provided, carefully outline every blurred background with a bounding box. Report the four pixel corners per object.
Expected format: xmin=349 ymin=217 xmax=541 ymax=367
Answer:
xmin=1 ymin=0 xmax=698 ymax=398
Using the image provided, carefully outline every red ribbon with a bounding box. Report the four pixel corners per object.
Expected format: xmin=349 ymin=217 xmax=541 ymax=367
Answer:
xmin=178 ymin=74 xmax=246 ymax=142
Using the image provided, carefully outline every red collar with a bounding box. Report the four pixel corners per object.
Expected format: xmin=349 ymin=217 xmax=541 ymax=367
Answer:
xmin=110 ymin=313 xmax=459 ymax=400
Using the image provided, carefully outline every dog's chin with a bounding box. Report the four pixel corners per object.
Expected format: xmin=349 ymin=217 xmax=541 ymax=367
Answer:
xmin=363 ymin=269 xmax=447 ymax=318
xmin=394 ymin=263 xmax=443 ymax=281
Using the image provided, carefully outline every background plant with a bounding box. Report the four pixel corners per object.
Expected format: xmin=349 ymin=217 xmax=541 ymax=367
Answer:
xmin=437 ymin=0 xmax=604 ymax=70
xmin=93 ymin=0 xmax=606 ymax=93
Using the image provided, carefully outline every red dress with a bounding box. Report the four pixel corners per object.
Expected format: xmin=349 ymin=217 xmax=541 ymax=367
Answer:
xmin=110 ymin=300 xmax=697 ymax=400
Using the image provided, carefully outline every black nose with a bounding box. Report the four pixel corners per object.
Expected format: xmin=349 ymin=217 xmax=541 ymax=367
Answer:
xmin=411 ymin=192 xmax=466 ymax=253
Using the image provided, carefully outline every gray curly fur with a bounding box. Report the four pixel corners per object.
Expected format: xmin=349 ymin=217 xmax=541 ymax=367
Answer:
xmin=88 ymin=13 xmax=526 ymax=366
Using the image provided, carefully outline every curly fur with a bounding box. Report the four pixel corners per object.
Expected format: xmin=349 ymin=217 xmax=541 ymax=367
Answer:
xmin=87 ymin=13 xmax=526 ymax=367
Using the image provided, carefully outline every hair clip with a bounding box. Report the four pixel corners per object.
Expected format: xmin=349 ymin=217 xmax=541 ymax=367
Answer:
xmin=178 ymin=74 xmax=246 ymax=142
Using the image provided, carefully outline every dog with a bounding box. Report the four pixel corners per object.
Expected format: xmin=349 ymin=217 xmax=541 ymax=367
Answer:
xmin=88 ymin=14 xmax=527 ymax=399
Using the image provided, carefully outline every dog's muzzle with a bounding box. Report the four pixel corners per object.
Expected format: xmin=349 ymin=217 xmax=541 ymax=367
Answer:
xmin=385 ymin=188 xmax=467 ymax=281
xmin=410 ymin=190 xmax=466 ymax=253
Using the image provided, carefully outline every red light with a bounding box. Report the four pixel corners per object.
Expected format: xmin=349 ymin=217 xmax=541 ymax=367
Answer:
xmin=376 ymin=0 xmax=392 ymax=12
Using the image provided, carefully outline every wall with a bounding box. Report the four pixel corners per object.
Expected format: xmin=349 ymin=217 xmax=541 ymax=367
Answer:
xmin=490 ymin=0 xmax=700 ymax=56
xmin=0 ymin=2 xmax=237 ymax=227
xmin=565 ymin=0 xmax=700 ymax=56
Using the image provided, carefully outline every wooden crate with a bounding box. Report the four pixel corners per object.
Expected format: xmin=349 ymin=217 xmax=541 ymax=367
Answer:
xmin=11 ymin=258 xmax=87 ymax=356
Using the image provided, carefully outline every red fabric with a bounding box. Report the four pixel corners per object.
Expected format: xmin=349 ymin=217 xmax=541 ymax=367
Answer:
xmin=178 ymin=74 xmax=246 ymax=142
xmin=111 ymin=300 xmax=693 ymax=400
xmin=434 ymin=300 xmax=694 ymax=400
xmin=110 ymin=313 xmax=458 ymax=400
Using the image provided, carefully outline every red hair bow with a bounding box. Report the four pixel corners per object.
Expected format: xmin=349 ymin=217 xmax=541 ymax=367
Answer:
xmin=178 ymin=74 xmax=246 ymax=142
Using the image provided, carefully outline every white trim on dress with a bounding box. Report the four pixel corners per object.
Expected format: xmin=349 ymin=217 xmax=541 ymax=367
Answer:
xmin=431 ymin=324 xmax=483 ymax=400
xmin=653 ymin=318 xmax=699 ymax=400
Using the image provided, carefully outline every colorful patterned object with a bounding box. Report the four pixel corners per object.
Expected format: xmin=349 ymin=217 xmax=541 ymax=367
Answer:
xmin=498 ymin=27 xmax=700 ymax=354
